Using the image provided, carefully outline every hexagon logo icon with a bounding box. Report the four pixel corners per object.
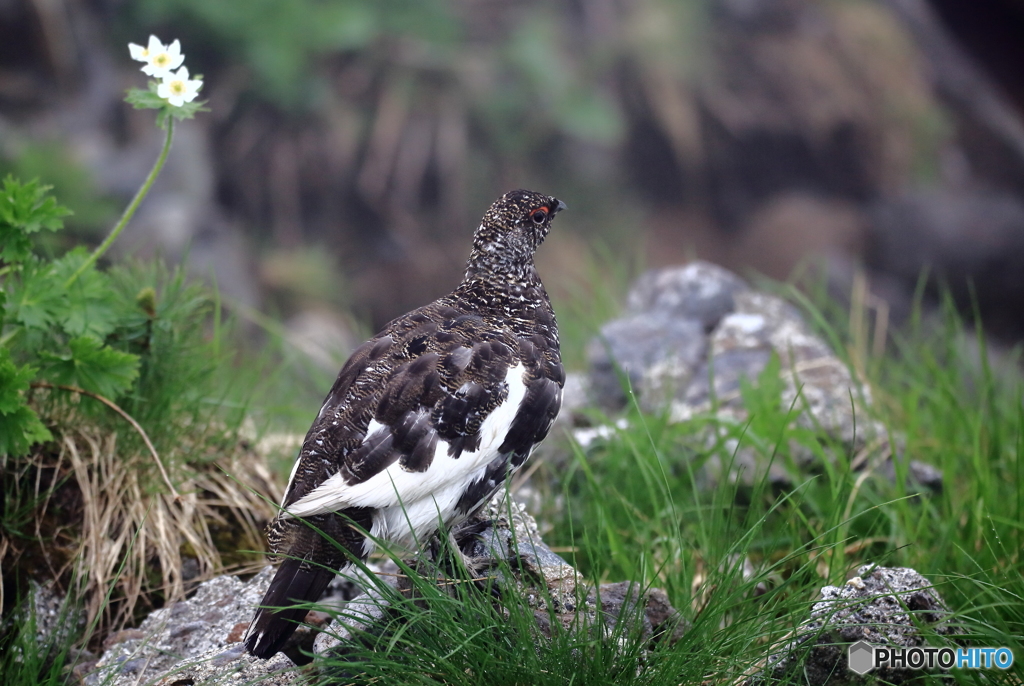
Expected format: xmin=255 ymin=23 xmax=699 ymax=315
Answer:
xmin=848 ymin=641 xmax=875 ymax=675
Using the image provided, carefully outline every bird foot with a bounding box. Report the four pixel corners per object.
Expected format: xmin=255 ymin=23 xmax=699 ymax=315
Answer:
xmin=417 ymin=519 xmax=501 ymax=596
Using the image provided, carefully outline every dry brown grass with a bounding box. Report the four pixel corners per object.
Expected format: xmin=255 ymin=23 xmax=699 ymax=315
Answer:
xmin=0 ymin=417 xmax=281 ymax=636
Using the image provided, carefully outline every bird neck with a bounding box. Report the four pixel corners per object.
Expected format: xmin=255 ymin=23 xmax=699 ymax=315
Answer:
xmin=461 ymin=219 xmax=545 ymax=286
xmin=456 ymin=251 xmax=548 ymax=317
xmin=462 ymin=257 xmax=540 ymax=289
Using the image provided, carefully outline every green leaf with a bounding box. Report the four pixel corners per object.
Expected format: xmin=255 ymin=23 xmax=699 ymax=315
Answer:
xmin=0 ymin=229 xmax=32 ymax=265
xmin=125 ymin=83 xmax=208 ymax=129
xmin=0 ymin=348 xmax=36 ymax=414
xmin=9 ymin=257 xmax=67 ymax=330
xmin=0 ymin=348 xmax=51 ymax=457
xmin=124 ymin=84 xmax=168 ymax=110
xmin=0 ymin=176 xmax=72 ymax=264
xmin=0 ymin=405 xmax=52 ymax=457
xmin=40 ymin=336 xmax=140 ymax=400
xmin=165 ymin=97 xmax=208 ymax=123
xmin=51 ymin=248 xmax=120 ymax=339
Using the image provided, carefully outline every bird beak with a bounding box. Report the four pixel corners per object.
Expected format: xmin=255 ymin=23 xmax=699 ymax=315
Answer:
xmin=553 ymin=199 xmax=567 ymax=214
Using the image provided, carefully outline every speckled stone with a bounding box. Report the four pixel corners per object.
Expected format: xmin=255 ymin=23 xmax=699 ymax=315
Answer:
xmin=85 ymin=567 xmax=298 ymax=686
xmin=748 ymin=565 xmax=958 ymax=685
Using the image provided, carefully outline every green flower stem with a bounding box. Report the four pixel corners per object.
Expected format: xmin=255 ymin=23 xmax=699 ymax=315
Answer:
xmin=64 ymin=116 xmax=175 ymax=290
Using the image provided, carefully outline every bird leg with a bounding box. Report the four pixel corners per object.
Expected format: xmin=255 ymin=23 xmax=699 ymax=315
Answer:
xmin=451 ymin=516 xmax=507 ymax=601
xmin=415 ymin=517 xmax=502 ymax=597
xmin=454 ymin=514 xmax=506 ymax=573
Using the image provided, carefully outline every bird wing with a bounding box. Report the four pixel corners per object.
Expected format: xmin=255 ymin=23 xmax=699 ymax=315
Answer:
xmin=277 ymin=304 xmax=558 ymax=518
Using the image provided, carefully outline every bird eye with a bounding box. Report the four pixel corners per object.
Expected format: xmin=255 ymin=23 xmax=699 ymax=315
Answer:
xmin=530 ymin=208 xmax=548 ymax=225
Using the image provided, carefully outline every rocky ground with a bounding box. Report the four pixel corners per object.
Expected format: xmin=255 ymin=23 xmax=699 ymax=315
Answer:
xmin=40 ymin=261 xmax=963 ymax=685
xmin=78 ymin=504 xmax=954 ymax=686
xmin=82 ymin=495 xmax=691 ymax=686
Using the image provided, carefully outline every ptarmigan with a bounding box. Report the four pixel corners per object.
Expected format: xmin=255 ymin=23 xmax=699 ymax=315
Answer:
xmin=245 ymin=189 xmax=566 ymax=658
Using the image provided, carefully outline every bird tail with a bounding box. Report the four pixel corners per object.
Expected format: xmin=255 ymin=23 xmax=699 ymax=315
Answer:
xmin=244 ymin=556 xmax=336 ymax=659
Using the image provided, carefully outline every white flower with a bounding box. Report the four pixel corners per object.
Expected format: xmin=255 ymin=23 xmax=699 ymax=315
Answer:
xmin=127 ymin=37 xmax=153 ymax=63
xmin=157 ymin=67 xmax=202 ymax=107
xmin=129 ymin=36 xmax=185 ymax=78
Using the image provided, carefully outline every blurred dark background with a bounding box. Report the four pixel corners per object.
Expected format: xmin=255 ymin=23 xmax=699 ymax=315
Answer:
xmin=2 ymin=0 xmax=1023 ymax=355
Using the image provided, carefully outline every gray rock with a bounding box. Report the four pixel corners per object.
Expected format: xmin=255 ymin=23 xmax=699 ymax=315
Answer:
xmin=871 ymin=449 xmax=945 ymax=494
xmin=673 ymin=288 xmax=878 ymax=447
xmin=584 ymin=261 xmax=937 ymax=490
xmin=28 ymin=580 xmax=84 ymax=649
xmin=85 ymin=567 xmax=299 ymax=686
xmin=589 ymin=262 xmax=750 ymax=411
xmin=310 ymin=569 xmax=402 ymax=657
xmin=625 ymin=262 xmax=748 ymax=330
xmin=5 ymin=582 xmax=94 ymax=676
xmin=588 ymin=314 xmax=706 ymax=410
xmin=681 ymin=347 xmax=774 ymax=409
xmin=126 ymin=646 xmax=297 ymax=686
xmin=749 ymin=565 xmax=958 ymax=685
xmin=475 ymin=498 xmax=688 ymax=645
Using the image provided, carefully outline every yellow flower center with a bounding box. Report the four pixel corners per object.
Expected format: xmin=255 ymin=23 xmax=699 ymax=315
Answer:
xmin=169 ymin=80 xmax=185 ymax=95
xmin=154 ymin=53 xmax=169 ymax=68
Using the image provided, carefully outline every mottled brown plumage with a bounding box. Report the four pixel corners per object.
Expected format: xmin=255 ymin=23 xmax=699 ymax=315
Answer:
xmin=245 ymin=189 xmax=565 ymax=658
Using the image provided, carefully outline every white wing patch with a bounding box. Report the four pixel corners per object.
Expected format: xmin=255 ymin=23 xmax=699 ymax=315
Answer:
xmin=284 ymin=363 xmax=529 ymax=520
xmin=364 ymin=418 xmax=388 ymax=441
xmin=280 ymin=449 xmax=304 ymax=508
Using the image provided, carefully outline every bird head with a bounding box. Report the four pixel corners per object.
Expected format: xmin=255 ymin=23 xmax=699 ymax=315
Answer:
xmin=466 ymin=189 xmax=566 ymax=282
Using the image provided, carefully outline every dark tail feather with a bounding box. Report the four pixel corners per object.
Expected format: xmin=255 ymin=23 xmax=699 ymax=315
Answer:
xmin=244 ymin=557 xmax=336 ymax=659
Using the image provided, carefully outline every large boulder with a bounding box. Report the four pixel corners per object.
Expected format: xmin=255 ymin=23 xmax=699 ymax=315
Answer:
xmin=586 ymin=261 xmax=941 ymax=490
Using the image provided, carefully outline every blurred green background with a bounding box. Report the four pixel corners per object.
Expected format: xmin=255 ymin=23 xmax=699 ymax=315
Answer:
xmin=2 ymin=0 xmax=1024 ymax=347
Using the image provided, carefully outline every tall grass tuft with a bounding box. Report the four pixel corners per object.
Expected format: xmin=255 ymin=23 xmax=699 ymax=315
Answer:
xmin=2 ymin=260 xmax=280 ymax=637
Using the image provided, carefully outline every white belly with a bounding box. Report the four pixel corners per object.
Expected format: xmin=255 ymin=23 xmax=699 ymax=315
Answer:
xmin=285 ymin=363 xmax=528 ymax=519
xmin=370 ymin=476 xmax=484 ymax=550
